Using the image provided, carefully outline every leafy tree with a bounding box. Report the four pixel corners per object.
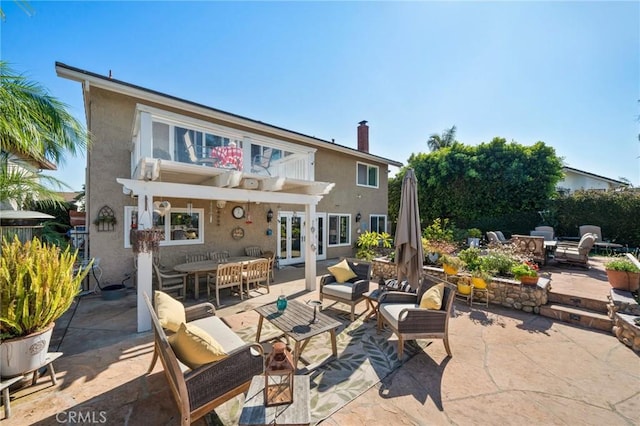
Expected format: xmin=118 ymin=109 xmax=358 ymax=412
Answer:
xmin=390 ymin=137 xmax=564 ymax=233
xmin=426 ymin=125 xmax=457 ymax=152
xmin=0 ymin=61 xmax=89 ymax=208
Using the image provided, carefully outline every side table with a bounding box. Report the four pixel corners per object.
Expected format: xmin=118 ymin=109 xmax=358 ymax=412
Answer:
xmin=239 ymin=374 xmax=310 ymax=426
xmin=363 ymin=288 xmax=383 ymax=322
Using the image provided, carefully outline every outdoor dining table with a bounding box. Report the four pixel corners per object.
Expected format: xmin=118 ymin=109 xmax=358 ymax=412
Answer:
xmin=173 ymin=256 xmax=258 ymax=299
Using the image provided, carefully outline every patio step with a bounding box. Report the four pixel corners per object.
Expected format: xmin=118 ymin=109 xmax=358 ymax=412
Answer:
xmin=547 ymin=292 xmax=609 ymax=314
xmin=540 ymin=304 xmax=612 ymax=332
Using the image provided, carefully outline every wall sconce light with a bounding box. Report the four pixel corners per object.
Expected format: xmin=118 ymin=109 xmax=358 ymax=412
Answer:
xmin=355 ymin=212 xmax=362 ymax=223
xmin=267 ymin=208 xmax=274 ymax=222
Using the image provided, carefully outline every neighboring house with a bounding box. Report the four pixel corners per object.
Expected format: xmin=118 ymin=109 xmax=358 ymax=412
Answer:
xmin=0 ymin=153 xmax=57 ymax=241
xmin=556 ymin=166 xmax=629 ymax=195
xmin=56 ymin=63 xmax=402 ymax=330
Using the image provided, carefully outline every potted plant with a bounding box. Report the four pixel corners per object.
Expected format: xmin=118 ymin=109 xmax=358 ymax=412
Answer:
xmin=440 ymin=254 xmax=464 ymax=276
xmin=0 ymin=236 xmax=92 ymax=377
xmin=605 ymin=258 xmax=640 ymax=292
xmin=510 ymin=261 xmax=539 ymax=285
xmin=355 ymin=231 xmax=392 ymax=261
xmin=456 ymin=276 xmax=472 ymax=295
xmin=467 ymin=228 xmax=482 ymax=248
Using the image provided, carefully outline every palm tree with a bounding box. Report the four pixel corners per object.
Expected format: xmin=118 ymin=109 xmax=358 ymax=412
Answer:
xmin=0 ymin=61 xmax=89 ymax=208
xmin=427 ymin=125 xmax=457 ymax=152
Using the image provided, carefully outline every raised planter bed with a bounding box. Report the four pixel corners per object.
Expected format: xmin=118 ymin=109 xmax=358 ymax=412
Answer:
xmin=372 ymin=257 xmax=550 ymax=313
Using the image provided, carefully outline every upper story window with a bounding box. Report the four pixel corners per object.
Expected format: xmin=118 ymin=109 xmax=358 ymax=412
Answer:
xmin=134 ymin=105 xmax=317 ymax=180
xmin=152 ymin=121 xmax=243 ymax=170
xmin=370 ymin=214 xmax=387 ymax=234
xmin=328 ymin=214 xmax=351 ymax=247
xmin=357 ymin=162 xmax=379 ymax=188
xmin=124 ymin=206 xmax=204 ymax=248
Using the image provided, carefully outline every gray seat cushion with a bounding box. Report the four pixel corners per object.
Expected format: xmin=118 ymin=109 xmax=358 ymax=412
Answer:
xmin=322 ymin=282 xmax=358 ymax=301
xmin=379 ymin=303 xmax=418 ymax=329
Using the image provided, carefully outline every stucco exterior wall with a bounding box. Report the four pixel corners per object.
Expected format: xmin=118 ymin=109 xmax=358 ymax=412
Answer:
xmin=85 ymin=87 xmax=393 ymax=284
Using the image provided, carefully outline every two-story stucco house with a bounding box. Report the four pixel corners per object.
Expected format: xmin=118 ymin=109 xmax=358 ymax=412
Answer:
xmin=56 ymin=63 xmax=402 ymax=330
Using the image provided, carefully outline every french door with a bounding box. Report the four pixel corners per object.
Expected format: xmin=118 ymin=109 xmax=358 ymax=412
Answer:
xmin=277 ymin=212 xmax=327 ymax=266
xmin=278 ymin=212 xmax=303 ymax=266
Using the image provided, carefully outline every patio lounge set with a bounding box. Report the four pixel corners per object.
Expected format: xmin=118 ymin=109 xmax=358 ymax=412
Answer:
xmin=145 ymin=257 xmax=455 ymax=425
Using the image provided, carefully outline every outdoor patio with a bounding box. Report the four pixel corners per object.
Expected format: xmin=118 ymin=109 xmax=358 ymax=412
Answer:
xmin=5 ymin=257 xmax=639 ymax=425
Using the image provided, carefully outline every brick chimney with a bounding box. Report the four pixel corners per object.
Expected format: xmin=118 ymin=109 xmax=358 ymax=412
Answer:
xmin=357 ymin=120 xmax=369 ymax=153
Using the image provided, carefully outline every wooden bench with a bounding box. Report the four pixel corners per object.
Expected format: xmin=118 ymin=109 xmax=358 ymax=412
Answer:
xmin=144 ymin=293 xmax=264 ymax=426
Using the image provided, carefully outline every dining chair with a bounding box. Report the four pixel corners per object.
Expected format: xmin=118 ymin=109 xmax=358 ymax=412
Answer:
xmin=261 ymin=250 xmax=276 ymax=284
xmin=244 ymin=246 xmax=262 ymax=257
xmin=185 ymin=253 xmax=209 ymax=263
xmin=209 ymin=251 xmax=230 ymax=262
xmin=242 ymin=258 xmax=270 ymax=295
xmin=207 ymin=262 xmax=244 ymax=307
xmin=152 ymin=263 xmax=188 ymax=300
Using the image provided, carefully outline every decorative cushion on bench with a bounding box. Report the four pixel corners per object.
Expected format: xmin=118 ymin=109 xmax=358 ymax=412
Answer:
xmin=155 ymin=290 xmax=185 ymax=332
xmin=383 ymin=279 xmax=416 ymax=293
xmin=327 ymin=259 xmax=358 ymax=282
xmin=169 ymin=323 xmax=227 ymax=369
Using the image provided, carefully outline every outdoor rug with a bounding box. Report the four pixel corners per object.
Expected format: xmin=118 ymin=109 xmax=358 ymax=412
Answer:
xmin=207 ymin=309 xmax=429 ymax=425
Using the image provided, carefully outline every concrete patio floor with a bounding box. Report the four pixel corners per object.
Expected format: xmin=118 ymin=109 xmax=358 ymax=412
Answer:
xmin=5 ymin=257 xmax=639 ymax=425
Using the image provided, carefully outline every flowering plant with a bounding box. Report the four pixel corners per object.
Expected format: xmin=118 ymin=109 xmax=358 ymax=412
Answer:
xmin=510 ymin=261 xmax=539 ymax=279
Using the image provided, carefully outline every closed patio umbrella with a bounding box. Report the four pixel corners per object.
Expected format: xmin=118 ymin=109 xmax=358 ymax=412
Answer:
xmin=394 ymin=169 xmax=423 ymax=290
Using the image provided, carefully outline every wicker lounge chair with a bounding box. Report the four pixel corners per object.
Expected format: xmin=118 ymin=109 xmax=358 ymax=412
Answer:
xmin=377 ymin=276 xmax=455 ymax=360
xmin=554 ymin=233 xmax=597 ymax=268
xmin=320 ymin=258 xmax=371 ymax=321
xmin=144 ymin=293 xmax=264 ymax=426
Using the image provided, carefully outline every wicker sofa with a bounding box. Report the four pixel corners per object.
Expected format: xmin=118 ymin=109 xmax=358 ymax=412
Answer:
xmin=144 ymin=293 xmax=264 ymax=426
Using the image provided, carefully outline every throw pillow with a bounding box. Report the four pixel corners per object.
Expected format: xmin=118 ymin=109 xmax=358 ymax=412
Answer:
xmin=169 ymin=323 xmax=227 ymax=369
xmin=328 ymin=259 xmax=358 ymax=283
xmin=154 ymin=290 xmax=186 ymax=332
xmin=384 ymin=278 xmax=416 ymax=293
xmin=419 ymin=283 xmax=445 ymax=309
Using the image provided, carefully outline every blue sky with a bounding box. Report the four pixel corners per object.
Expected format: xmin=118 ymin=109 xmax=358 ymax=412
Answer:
xmin=2 ymin=1 xmax=639 ymax=191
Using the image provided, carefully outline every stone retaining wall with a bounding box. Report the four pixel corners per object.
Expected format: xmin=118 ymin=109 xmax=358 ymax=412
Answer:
xmin=608 ymin=288 xmax=640 ymax=353
xmin=372 ymin=257 xmax=550 ymax=313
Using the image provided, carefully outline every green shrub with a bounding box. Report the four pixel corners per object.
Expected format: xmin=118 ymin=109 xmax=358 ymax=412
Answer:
xmin=605 ymin=258 xmax=640 ymax=273
xmin=0 ymin=236 xmax=92 ymax=339
xmin=355 ymin=231 xmax=392 ymax=261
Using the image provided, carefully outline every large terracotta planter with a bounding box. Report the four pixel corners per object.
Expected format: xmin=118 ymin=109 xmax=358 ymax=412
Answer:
xmin=0 ymin=322 xmax=54 ymax=378
xmin=606 ymin=270 xmax=640 ymax=292
xmin=519 ymin=275 xmax=539 ymax=286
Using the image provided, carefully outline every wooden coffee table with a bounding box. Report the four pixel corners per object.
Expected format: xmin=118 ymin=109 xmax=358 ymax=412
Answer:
xmin=255 ymin=300 xmax=341 ymax=371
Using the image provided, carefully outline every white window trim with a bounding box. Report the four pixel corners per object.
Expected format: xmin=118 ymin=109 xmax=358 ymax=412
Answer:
xmin=124 ymin=206 xmax=205 ymax=248
xmin=327 ymin=213 xmax=352 ymax=247
xmin=370 ymin=214 xmax=387 ymax=234
xmin=356 ymin=161 xmax=379 ymax=188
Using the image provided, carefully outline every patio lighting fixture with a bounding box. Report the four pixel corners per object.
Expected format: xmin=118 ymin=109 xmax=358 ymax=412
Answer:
xmin=355 ymin=212 xmax=362 ymax=223
xmin=267 ymin=208 xmax=274 ymax=222
xmin=264 ymin=341 xmax=295 ymax=406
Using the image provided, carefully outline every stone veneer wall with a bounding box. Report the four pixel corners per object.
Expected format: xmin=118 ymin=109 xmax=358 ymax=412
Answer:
xmin=372 ymin=257 xmax=550 ymax=313
xmin=608 ymin=289 xmax=640 ymax=353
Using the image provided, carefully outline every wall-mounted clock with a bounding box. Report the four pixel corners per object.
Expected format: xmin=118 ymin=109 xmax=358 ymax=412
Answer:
xmin=232 ymin=206 xmax=245 ymax=219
